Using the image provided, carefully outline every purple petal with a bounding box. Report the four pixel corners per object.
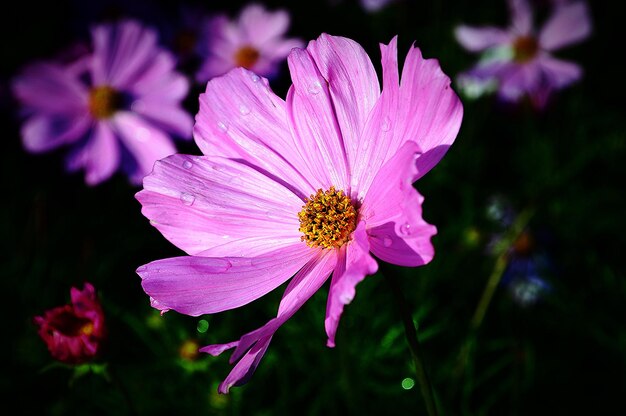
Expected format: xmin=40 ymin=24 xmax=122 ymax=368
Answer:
xmin=352 ymin=39 xmax=463 ymax=198
xmin=194 ymin=67 xmax=315 ymax=197
xmin=498 ymin=62 xmax=541 ymax=102
xmin=111 ymin=112 xmax=177 ymax=184
xmin=130 ymin=100 xmax=193 ymax=138
xmin=325 ymin=222 xmax=378 ymax=347
xmin=138 ymin=244 xmax=315 ymax=316
xmin=538 ymin=2 xmax=592 ymax=51
xmin=454 ymin=26 xmax=512 ymax=52
xmin=306 ymin=34 xmax=380 ymax=179
xmin=537 ymin=56 xmax=582 ymax=89
xmin=21 ymin=114 xmax=90 ymax=153
xmin=509 ymin=0 xmax=533 ymax=35
xmin=11 ymin=62 xmax=88 ymax=114
xmin=137 ymin=153 xmax=304 ymax=257
xmin=201 ymin=251 xmax=336 ymax=392
xmin=66 ymin=122 xmax=120 ymax=186
xmin=286 ymin=47 xmax=350 ymax=191
xmin=362 ymin=141 xmax=437 ymax=267
xmin=239 ymin=4 xmax=290 ymax=45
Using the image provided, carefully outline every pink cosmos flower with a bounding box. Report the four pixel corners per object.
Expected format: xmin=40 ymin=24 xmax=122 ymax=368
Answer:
xmin=137 ymin=33 xmax=462 ymax=393
xmin=454 ymin=0 xmax=591 ymax=108
xmin=195 ymin=3 xmax=303 ymax=84
xmin=34 ymin=282 xmax=106 ymax=364
xmin=11 ymin=19 xmax=193 ymax=186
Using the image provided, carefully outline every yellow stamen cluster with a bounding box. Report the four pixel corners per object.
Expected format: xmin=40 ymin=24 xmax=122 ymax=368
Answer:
xmin=88 ymin=85 xmax=121 ymax=119
xmin=80 ymin=322 xmax=95 ymax=336
xmin=513 ymin=36 xmax=539 ymax=63
xmin=234 ymin=45 xmax=260 ymax=69
xmin=298 ymin=186 xmax=357 ymax=249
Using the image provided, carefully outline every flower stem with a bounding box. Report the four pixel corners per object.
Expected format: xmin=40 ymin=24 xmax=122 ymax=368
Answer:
xmin=383 ymin=266 xmax=438 ymax=416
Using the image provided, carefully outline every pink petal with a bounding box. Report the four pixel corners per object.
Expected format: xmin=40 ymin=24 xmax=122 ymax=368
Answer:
xmin=127 ymin=52 xmax=185 ymax=100
xmin=201 ymin=251 xmax=336 ymax=393
xmin=130 ymin=100 xmax=193 ymax=138
xmin=537 ymin=56 xmax=582 ymax=89
xmin=194 ymin=67 xmax=315 ymax=198
xmin=538 ymin=2 xmax=592 ymax=51
xmin=11 ymin=62 xmax=88 ymax=114
xmin=239 ymin=4 xmax=290 ymax=45
xmin=137 ymin=153 xmax=304 ymax=257
xmin=362 ymin=141 xmax=437 ymax=267
xmin=306 ymin=34 xmax=381 ymax=181
xmin=454 ymin=26 xmax=513 ymax=52
xmin=286 ymin=47 xmax=350 ymax=191
xmin=263 ymin=38 xmax=304 ymax=61
xmin=21 ymin=114 xmax=91 ymax=153
xmin=325 ymin=222 xmax=378 ymax=347
xmin=509 ymin=0 xmax=533 ymax=35
xmin=91 ymin=19 xmax=159 ymax=87
xmin=66 ymin=122 xmax=120 ymax=186
xmin=195 ymin=55 xmax=234 ymax=82
xmin=352 ymin=39 xmax=463 ymax=198
xmin=111 ymin=112 xmax=177 ymax=184
xmin=138 ymin=244 xmax=315 ymax=316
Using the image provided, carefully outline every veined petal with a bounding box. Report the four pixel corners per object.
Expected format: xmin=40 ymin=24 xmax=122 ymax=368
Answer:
xmin=353 ymin=39 xmax=463 ymax=198
xmin=200 ymin=251 xmax=336 ymax=393
xmin=194 ymin=67 xmax=315 ymax=198
xmin=91 ymin=19 xmax=159 ymax=87
xmin=66 ymin=122 xmax=120 ymax=186
xmin=306 ymin=34 xmax=381 ymax=177
xmin=538 ymin=2 xmax=591 ymax=51
xmin=325 ymin=222 xmax=378 ymax=347
xmin=362 ymin=142 xmax=437 ymax=267
xmin=286 ymin=47 xmax=350 ymax=191
xmin=137 ymin=244 xmax=315 ymax=316
xmin=454 ymin=26 xmax=513 ymax=52
xmin=137 ymin=154 xmax=304 ymax=256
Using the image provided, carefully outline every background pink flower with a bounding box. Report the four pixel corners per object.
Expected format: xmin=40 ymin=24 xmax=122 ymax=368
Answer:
xmin=454 ymin=0 xmax=591 ymax=108
xmin=11 ymin=19 xmax=193 ymax=186
xmin=137 ymin=33 xmax=462 ymax=393
xmin=34 ymin=283 xmax=106 ymax=365
xmin=195 ymin=3 xmax=303 ymax=84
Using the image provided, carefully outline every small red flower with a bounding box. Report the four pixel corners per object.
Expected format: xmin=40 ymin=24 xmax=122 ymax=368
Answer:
xmin=34 ymin=282 xmax=106 ymax=364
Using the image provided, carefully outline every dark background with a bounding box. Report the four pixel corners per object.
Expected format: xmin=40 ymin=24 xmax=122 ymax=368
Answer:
xmin=2 ymin=0 xmax=625 ymax=414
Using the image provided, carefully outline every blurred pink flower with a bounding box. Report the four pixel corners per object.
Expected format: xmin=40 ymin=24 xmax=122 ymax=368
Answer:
xmin=137 ymin=33 xmax=462 ymax=393
xmin=34 ymin=283 xmax=106 ymax=364
xmin=195 ymin=3 xmax=303 ymax=83
xmin=11 ymin=19 xmax=193 ymax=186
xmin=454 ymin=0 xmax=591 ymax=108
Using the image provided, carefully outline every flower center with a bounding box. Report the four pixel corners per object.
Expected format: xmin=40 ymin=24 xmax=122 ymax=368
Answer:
xmin=88 ymin=85 xmax=122 ymax=119
xmin=234 ymin=45 xmax=260 ymax=69
xmin=48 ymin=308 xmax=93 ymax=337
xmin=298 ymin=186 xmax=357 ymax=249
xmin=513 ymin=36 xmax=539 ymax=63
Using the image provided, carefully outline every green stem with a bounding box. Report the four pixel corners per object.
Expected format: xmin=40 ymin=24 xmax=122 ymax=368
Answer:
xmin=383 ymin=266 xmax=438 ymax=416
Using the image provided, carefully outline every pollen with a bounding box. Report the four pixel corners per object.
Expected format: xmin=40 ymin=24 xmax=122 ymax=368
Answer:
xmin=88 ymin=85 xmax=122 ymax=119
xmin=234 ymin=45 xmax=260 ymax=69
xmin=513 ymin=36 xmax=539 ymax=63
xmin=298 ymin=186 xmax=357 ymax=249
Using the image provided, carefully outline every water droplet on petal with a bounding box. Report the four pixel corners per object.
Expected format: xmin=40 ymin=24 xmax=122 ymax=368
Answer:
xmin=239 ymin=104 xmax=250 ymax=115
xmin=250 ymin=74 xmax=260 ymax=83
xmin=381 ymin=116 xmax=391 ymax=132
xmin=308 ymin=81 xmax=322 ymax=95
xmin=180 ymin=192 xmax=195 ymax=206
xmin=217 ymin=121 xmax=229 ymax=132
xmin=399 ymin=222 xmax=412 ymax=236
xmin=383 ymin=236 xmax=393 ymax=247
xmin=183 ymin=160 xmax=193 ymax=169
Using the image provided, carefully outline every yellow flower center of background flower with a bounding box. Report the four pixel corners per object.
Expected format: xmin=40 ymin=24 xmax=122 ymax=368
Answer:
xmin=298 ymin=186 xmax=357 ymax=249
xmin=88 ymin=85 xmax=121 ymax=119
xmin=513 ymin=36 xmax=539 ymax=63
xmin=80 ymin=322 xmax=95 ymax=336
xmin=234 ymin=45 xmax=260 ymax=69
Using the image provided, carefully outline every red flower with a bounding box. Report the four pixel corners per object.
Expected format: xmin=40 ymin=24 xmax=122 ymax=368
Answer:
xmin=34 ymin=283 xmax=106 ymax=364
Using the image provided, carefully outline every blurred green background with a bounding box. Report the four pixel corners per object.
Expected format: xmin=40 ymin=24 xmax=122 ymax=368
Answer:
xmin=2 ymin=0 xmax=625 ymax=414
